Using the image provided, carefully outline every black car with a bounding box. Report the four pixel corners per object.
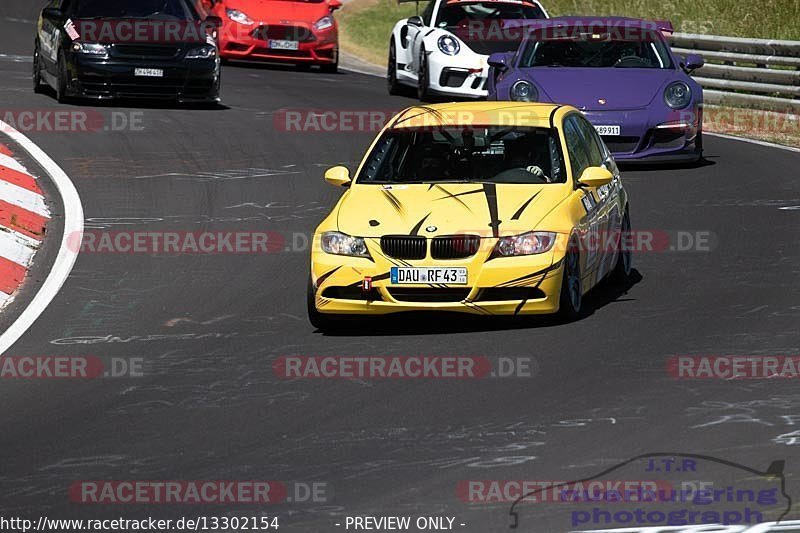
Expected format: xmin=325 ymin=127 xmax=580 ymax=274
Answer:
xmin=33 ymin=0 xmax=222 ymax=104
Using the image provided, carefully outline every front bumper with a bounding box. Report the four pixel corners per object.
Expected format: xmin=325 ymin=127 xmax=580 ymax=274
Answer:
xmin=583 ymin=106 xmax=702 ymax=162
xmin=68 ymin=54 xmax=220 ymax=102
xmin=427 ymin=60 xmax=489 ymax=98
xmin=310 ymin=237 xmax=565 ymax=316
xmin=219 ymin=22 xmax=337 ymax=64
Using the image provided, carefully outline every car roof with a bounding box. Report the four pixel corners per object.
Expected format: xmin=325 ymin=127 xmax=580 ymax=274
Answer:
xmin=388 ymin=102 xmax=573 ymax=129
xmin=519 ymin=16 xmax=673 ymax=33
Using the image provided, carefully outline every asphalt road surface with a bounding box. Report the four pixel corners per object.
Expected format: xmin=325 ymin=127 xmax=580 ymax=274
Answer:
xmin=0 ymin=2 xmax=799 ymax=531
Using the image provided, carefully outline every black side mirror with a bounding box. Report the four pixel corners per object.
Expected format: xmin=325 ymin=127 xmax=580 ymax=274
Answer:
xmin=683 ymin=53 xmax=704 ymax=73
xmin=42 ymin=7 xmax=63 ymax=20
xmin=205 ymin=15 xmax=223 ymax=29
xmin=407 ymin=16 xmax=423 ymax=27
xmin=488 ymin=52 xmax=510 ymax=71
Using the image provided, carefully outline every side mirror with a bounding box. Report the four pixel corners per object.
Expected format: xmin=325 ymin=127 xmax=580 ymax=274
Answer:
xmin=488 ymin=52 xmax=510 ymax=71
xmin=205 ymin=15 xmax=222 ymax=28
xmin=578 ymin=166 xmax=613 ymax=188
xmin=329 ymin=0 xmax=343 ymax=10
xmin=684 ymin=53 xmax=704 ymax=72
xmin=325 ymin=166 xmax=352 ymax=187
xmin=407 ymin=16 xmax=423 ymax=27
xmin=42 ymin=7 xmax=63 ymax=20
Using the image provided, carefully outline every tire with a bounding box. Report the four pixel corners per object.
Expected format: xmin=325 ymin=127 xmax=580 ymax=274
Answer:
xmin=388 ymin=40 xmax=402 ymax=95
xmin=55 ymin=51 xmax=71 ymax=104
xmin=417 ymin=46 xmax=431 ymax=102
xmin=608 ymin=208 xmax=632 ymax=284
xmin=320 ymin=49 xmax=338 ymax=74
xmin=307 ymin=277 xmax=339 ymax=331
xmin=694 ymin=130 xmax=704 ymax=162
xmin=556 ymin=237 xmax=583 ymax=322
xmin=33 ymin=42 xmax=46 ymax=94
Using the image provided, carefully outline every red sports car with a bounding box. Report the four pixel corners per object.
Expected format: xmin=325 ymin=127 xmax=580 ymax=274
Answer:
xmin=200 ymin=0 xmax=342 ymax=72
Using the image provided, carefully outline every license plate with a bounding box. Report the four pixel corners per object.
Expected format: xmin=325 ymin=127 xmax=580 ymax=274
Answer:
xmin=390 ymin=267 xmax=467 ymax=285
xmin=595 ymin=125 xmax=621 ymax=136
xmin=134 ymin=68 xmax=163 ymax=77
xmin=270 ymin=39 xmax=299 ymax=50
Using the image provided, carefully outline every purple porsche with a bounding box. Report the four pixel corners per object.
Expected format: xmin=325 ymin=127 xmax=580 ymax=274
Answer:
xmin=487 ymin=17 xmax=705 ymax=163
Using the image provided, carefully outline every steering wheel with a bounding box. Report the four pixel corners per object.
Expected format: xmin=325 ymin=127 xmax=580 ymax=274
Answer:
xmin=614 ymin=55 xmax=648 ymax=67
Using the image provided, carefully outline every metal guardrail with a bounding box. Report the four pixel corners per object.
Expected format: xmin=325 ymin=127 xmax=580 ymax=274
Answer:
xmin=669 ymin=32 xmax=800 ymax=113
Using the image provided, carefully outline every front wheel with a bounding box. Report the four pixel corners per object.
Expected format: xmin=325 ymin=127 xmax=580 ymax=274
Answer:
xmin=417 ymin=47 xmax=431 ymax=101
xmin=556 ymin=237 xmax=583 ymax=322
xmin=33 ymin=43 xmax=46 ymax=93
xmin=55 ymin=52 xmax=71 ymax=104
xmin=608 ymin=208 xmax=632 ymax=284
xmin=320 ymin=49 xmax=338 ymax=74
xmin=388 ymin=40 xmax=402 ymax=95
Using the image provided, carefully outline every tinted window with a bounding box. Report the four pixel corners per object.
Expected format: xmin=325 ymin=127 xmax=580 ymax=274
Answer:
xmin=520 ymin=31 xmax=673 ymax=69
xmin=358 ymin=125 xmax=566 ymax=185
xmin=73 ymin=0 xmax=197 ymax=19
xmin=574 ymin=116 xmax=605 ymax=167
xmin=563 ymin=118 xmax=590 ymax=180
xmin=421 ymin=1 xmax=435 ymax=26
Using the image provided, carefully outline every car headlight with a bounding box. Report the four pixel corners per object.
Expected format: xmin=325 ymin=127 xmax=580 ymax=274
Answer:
xmin=494 ymin=232 xmax=556 ymax=257
xmin=321 ymin=231 xmax=371 ymax=258
xmin=226 ymin=8 xmax=254 ymax=25
xmin=186 ymin=45 xmax=217 ymax=59
xmin=438 ymin=35 xmax=460 ymax=55
xmin=664 ymin=81 xmax=692 ymax=109
xmin=314 ymin=15 xmax=334 ymax=31
xmin=510 ymin=80 xmax=538 ymax=102
xmin=71 ymin=42 xmax=108 ymax=58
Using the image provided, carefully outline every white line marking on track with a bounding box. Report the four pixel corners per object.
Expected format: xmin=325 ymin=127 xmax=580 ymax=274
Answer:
xmin=706 ymin=132 xmax=800 ymax=154
xmin=0 ymin=119 xmax=84 ymax=356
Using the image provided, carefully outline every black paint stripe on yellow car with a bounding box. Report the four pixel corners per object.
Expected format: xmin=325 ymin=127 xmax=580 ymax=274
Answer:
xmin=434 ymin=187 xmax=484 ymax=201
xmin=498 ymin=259 xmax=564 ymax=288
xmin=432 ymin=184 xmax=474 ymax=213
xmin=315 ymin=266 xmax=342 ymax=288
xmin=382 ymin=189 xmax=404 ymax=214
xmin=409 ymin=213 xmax=432 ymax=236
xmin=482 ymin=183 xmax=501 ymax=238
xmin=511 ymin=191 xmax=541 ymax=221
xmin=346 ymin=271 xmax=392 ymax=288
xmin=463 ymin=300 xmax=493 ymax=316
xmin=512 ymin=258 xmax=565 ymax=315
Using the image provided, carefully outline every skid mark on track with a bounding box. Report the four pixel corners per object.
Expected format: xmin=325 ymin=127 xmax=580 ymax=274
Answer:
xmin=131 ymin=168 xmax=302 ymax=181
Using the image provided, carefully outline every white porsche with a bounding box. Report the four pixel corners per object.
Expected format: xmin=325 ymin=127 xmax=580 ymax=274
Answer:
xmin=388 ymin=0 xmax=549 ymax=100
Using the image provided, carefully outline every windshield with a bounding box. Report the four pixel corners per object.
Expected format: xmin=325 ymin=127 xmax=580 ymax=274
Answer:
xmin=74 ymin=0 xmax=198 ymax=20
xmin=520 ymin=33 xmax=673 ymax=69
xmin=357 ymin=126 xmax=566 ymax=185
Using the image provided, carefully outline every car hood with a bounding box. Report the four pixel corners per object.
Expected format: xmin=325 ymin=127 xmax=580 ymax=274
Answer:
xmin=529 ymin=68 xmax=675 ymax=110
xmin=226 ymin=0 xmax=329 ymax=23
xmin=336 ymin=183 xmax=567 ymax=238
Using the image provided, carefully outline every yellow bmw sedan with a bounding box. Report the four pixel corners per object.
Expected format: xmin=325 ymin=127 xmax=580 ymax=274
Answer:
xmin=308 ymin=102 xmax=631 ymax=328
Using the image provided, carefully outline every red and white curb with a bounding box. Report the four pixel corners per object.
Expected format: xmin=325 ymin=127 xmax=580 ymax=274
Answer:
xmin=0 ymin=120 xmax=83 ymax=355
xmin=0 ymin=143 xmax=50 ymax=310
